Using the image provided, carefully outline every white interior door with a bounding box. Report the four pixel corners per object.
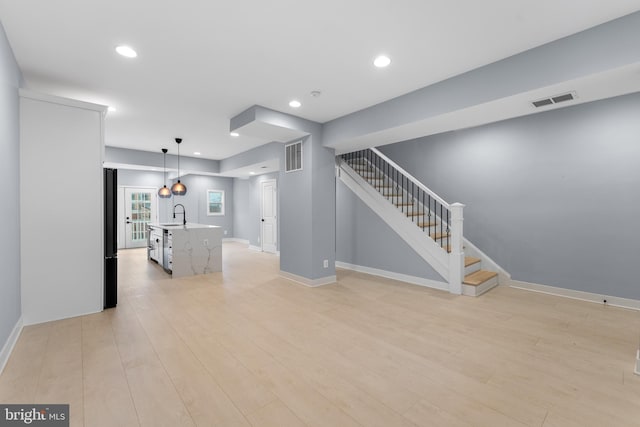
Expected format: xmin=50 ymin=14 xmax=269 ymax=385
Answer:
xmin=261 ymin=179 xmax=277 ymax=253
xmin=123 ymin=187 xmax=157 ymax=248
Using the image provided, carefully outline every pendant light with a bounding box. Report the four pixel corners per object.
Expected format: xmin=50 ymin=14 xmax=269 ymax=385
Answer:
xmin=171 ymin=137 xmax=187 ymax=195
xmin=158 ymin=148 xmax=172 ymax=198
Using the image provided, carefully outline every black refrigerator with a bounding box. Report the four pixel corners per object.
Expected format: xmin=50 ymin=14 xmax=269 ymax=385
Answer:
xmin=104 ymin=168 xmax=118 ymax=309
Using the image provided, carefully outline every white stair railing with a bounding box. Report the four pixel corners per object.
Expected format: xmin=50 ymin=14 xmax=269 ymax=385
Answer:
xmin=339 ymin=148 xmax=464 ymax=294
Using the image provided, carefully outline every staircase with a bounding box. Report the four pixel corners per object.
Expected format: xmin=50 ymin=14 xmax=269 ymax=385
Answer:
xmin=338 ymin=149 xmax=498 ymax=296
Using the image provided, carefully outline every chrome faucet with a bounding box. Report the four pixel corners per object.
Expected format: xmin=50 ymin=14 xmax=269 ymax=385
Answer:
xmin=173 ymin=203 xmax=186 ymax=225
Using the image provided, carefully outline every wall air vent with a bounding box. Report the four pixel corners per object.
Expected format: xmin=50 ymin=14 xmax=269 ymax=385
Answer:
xmin=531 ymin=92 xmax=576 ymax=108
xmin=285 ymin=141 xmax=302 ymax=172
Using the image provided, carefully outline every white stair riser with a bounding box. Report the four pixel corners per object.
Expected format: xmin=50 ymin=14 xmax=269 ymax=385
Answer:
xmin=465 ymin=262 xmax=481 ymax=275
xmin=462 ymin=275 xmax=498 ymax=296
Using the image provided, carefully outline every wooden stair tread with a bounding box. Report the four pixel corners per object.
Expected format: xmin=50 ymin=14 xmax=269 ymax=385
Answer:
xmin=465 ymin=256 xmax=481 ymax=267
xmin=463 ymin=270 xmax=498 ymax=286
xmin=430 ymin=232 xmax=450 ymax=240
xmin=417 ymin=221 xmax=437 ymax=228
xmin=405 ymin=212 xmax=425 ymax=217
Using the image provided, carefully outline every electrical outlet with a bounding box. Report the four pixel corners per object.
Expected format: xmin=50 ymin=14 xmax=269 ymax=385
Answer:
xmin=203 ymin=238 xmax=209 ymax=246
xmin=323 ymin=259 xmax=328 ymax=268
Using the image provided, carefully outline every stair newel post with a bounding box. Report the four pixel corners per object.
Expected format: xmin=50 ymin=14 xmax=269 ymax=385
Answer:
xmin=448 ymin=203 xmax=465 ymax=295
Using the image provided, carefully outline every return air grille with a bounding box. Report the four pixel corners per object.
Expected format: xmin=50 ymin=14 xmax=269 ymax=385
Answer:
xmin=285 ymin=141 xmax=302 ymax=172
xmin=531 ymin=92 xmax=576 ymax=108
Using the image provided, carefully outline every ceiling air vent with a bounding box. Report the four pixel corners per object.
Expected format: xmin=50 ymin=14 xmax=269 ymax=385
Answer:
xmin=531 ymin=92 xmax=576 ymax=108
xmin=551 ymin=93 xmax=574 ymax=103
xmin=532 ymin=99 xmax=553 ymax=108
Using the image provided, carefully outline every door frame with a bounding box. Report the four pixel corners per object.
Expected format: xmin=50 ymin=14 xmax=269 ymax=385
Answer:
xmin=260 ymin=179 xmax=278 ymax=253
xmin=117 ymin=186 xmax=159 ymax=249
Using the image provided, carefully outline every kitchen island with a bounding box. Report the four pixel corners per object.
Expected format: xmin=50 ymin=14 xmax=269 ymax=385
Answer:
xmin=148 ymin=223 xmax=222 ymax=278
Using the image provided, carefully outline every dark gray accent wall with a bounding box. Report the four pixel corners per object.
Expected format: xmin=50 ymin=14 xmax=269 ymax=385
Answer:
xmin=0 ymin=23 xmax=21 ymax=351
xmin=379 ymin=92 xmax=640 ymax=299
xmin=336 ymin=180 xmax=444 ymax=281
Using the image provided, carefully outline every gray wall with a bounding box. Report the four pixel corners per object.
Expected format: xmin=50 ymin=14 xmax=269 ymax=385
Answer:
xmin=174 ymin=174 xmax=235 ymax=237
xmin=232 ymin=173 xmax=280 ymax=248
xmin=232 ymin=178 xmax=251 ymax=241
xmin=379 ymin=92 xmax=640 ymax=299
xmin=224 ymin=111 xmax=336 ymax=281
xmin=117 ymin=169 xmax=165 ymax=188
xmin=117 ymin=169 xmax=235 ymax=233
xmin=336 ymin=180 xmax=444 ymax=281
xmin=106 ymin=146 xmax=220 ymax=174
xmin=0 ymin=23 xmax=22 ymax=351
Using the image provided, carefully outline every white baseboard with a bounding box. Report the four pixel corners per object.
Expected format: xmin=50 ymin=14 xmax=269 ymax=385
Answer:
xmin=249 ymin=245 xmax=261 ymax=252
xmin=635 ymin=350 xmax=640 ymax=376
xmin=0 ymin=316 xmax=23 ymax=375
xmin=336 ymin=261 xmax=449 ymax=292
xmin=223 ymin=238 xmax=249 ymax=245
xmin=510 ymin=279 xmax=640 ymax=311
xmin=280 ymin=270 xmax=337 ymax=287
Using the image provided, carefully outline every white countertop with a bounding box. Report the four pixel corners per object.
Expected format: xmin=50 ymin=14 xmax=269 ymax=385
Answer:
xmin=148 ymin=223 xmax=221 ymax=230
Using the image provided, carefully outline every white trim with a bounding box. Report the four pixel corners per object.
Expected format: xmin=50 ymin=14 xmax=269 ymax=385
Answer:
xmin=19 ymin=89 xmax=108 ymax=113
xmin=247 ymin=244 xmax=279 ymax=255
xmin=260 ymin=179 xmax=278 ymax=254
xmin=0 ymin=316 xmax=23 ymax=375
xmin=223 ymin=238 xmax=249 ymax=244
xmin=510 ymin=279 xmax=640 ymax=311
xmin=635 ymin=350 xmax=640 ymax=376
xmin=336 ymin=261 xmax=449 ymax=292
xmin=206 ymin=189 xmax=225 ymax=216
xmin=280 ymin=270 xmax=336 ymax=287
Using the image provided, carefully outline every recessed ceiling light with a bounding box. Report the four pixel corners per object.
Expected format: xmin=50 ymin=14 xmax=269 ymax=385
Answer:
xmin=310 ymin=90 xmax=322 ymax=97
xmin=289 ymin=100 xmax=302 ymax=108
xmin=230 ymin=132 xmax=239 ymax=137
xmin=249 ymin=172 xmax=256 ymax=175
xmin=115 ymin=45 xmax=137 ymax=58
xmin=373 ymin=55 xmax=391 ymax=68
xmin=194 ymin=152 xmax=201 ymax=156
xmin=108 ymin=106 xmax=116 ymax=112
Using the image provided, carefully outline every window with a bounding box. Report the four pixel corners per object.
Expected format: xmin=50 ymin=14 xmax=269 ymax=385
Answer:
xmin=207 ymin=190 xmax=225 ymax=216
xmin=285 ymin=141 xmax=302 ymax=172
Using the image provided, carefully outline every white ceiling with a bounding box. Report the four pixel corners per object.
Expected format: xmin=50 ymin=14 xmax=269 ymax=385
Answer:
xmin=1 ymin=0 xmax=640 ymax=161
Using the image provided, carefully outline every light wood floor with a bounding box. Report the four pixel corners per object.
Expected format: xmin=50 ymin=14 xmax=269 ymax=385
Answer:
xmin=2 ymin=243 xmax=640 ymax=426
